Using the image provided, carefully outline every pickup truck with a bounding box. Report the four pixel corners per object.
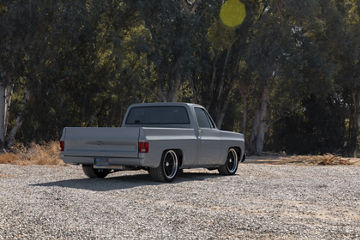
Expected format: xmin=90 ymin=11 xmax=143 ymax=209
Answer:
xmin=60 ymin=103 xmax=245 ymax=182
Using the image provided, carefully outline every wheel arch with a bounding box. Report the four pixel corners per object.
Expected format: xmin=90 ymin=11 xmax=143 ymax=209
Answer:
xmin=162 ymin=148 xmax=183 ymax=168
xmin=229 ymin=146 xmax=242 ymax=162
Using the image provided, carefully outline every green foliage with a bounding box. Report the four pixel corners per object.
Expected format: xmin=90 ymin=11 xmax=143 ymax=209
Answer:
xmin=269 ymin=95 xmax=346 ymax=154
xmin=207 ymin=20 xmax=237 ymax=53
xmin=0 ymin=0 xmax=359 ymax=155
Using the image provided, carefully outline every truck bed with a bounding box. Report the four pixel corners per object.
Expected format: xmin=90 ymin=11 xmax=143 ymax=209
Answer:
xmin=60 ymin=126 xmax=198 ymax=168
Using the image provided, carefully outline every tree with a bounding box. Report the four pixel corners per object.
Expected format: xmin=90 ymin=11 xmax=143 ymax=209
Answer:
xmin=1 ymin=0 xmax=359 ymax=158
xmin=131 ymin=0 xmax=222 ymax=102
xmin=328 ymin=0 xmax=360 ymax=156
xmin=0 ymin=0 xmax=53 ymax=148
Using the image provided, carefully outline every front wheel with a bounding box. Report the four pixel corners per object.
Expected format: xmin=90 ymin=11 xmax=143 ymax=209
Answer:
xmin=82 ymin=165 xmax=110 ymax=178
xmin=149 ymin=150 xmax=179 ymax=182
xmin=218 ymin=148 xmax=239 ymax=175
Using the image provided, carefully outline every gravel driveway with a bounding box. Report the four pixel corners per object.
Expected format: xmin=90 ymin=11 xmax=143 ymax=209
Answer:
xmin=0 ymin=162 xmax=359 ymax=239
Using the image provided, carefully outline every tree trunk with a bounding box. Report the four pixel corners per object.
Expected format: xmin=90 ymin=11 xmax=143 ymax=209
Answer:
xmin=6 ymin=90 xmax=30 ymax=148
xmin=4 ymin=85 xmax=13 ymax=135
xmin=211 ymin=48 xmax=232 ymax=125
xmin=249 ymin=85 xmax=269 ymax=154
xmin=7 ymin=116 xmax=22 ymax=148
xmin=239 ymin=88 xmax=248 ymax=135
xmin=167 ymin=61 xmax=182 ymax=102
xmin=168 ymin=71 xmax=181 ymax=102
xmin=0 ymin=84 xmax=6 ymax=150
xmin=217 ymin=47 xmax=232 ymax=102
xmin=249 ymin=110 xmax=260 ymax=153
xmin=242 ymin=97 xmax=248 ymax=135
xmin=158 ymin=81 xmax=167 ymax=102
xmin=350 ymin=89 xmax=360 ymax=157
xmin=256 ymin=85 xmax=269 ymax=153
xmin=189 ymin=76 xmax=198 ymax=103
xmin=206 ymin=54 xmax=218 ymax=109
xmin=215 ymin=99 xmax=229 ymax=129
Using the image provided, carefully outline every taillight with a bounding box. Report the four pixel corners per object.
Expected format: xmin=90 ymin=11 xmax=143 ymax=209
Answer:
xmin=138 ymin=142 xmax=149 ymax=153
xmin=60 ymin=141 xmax=64 ymax=151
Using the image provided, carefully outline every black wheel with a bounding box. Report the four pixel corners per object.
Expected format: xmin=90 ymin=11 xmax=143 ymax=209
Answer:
xmin=177 ymin=169 xmax=184 ymax=175
xmin=82 ymin=165 xmax=110 ymax=178
xmin=241 ymin=153 xmax=246 ymax=162
xmin=218 ymin=148 xmax=239 ymax=175
xmin=149 ymin=150 xmax=179 ymax=182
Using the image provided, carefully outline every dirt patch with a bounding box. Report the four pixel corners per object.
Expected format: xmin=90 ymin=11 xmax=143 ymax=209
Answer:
xmin=0 ymin=142 xmax=65 ymax=166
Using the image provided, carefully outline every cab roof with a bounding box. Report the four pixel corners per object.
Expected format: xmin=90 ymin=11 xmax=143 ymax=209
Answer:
xmin=128 ymin=102 xmax=204 ymax=109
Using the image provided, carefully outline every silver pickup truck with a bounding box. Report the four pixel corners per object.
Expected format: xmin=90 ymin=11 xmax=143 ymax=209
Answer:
xmin=60 ymin=103 xmax=245 ymax=182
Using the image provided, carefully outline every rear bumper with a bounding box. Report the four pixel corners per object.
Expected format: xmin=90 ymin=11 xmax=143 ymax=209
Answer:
xmin=61 ymin=155 xmax=142 ymax=168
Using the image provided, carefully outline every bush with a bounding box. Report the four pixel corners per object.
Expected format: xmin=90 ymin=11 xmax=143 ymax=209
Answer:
xmin=0 ymin=142 xmax=64 ymax=166
xmin=279 ymin=154 xmax=353 ymax=165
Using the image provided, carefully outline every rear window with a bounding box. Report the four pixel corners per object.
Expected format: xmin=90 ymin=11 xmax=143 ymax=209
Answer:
xmin=126 ymin=106 xmax=190 ymax=125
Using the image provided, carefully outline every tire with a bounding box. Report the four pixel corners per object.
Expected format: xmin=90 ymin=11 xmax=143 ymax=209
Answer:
xmin=82 ymin=165 xmax=110 ymax=178
xmin=218 ymin=148 xmax=239 ymax=175
xmin=149 ymin=150 xmax=179 ymax=182
xmin=241 ymin=153 xmax=246 ymax=162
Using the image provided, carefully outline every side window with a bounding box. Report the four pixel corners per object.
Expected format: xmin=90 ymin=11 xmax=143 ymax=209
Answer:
xmin=195 ymin=108 xmax=212 ymax=128
xmin=205 ymin=111 xmax=216 ymax=128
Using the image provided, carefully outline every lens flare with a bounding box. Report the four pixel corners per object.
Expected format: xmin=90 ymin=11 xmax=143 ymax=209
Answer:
xmin=220 ymin=0 xmax=246 ymax=28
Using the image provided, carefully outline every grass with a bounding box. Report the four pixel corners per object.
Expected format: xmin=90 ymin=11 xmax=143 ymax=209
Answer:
xmin=278 ymin=154 xmax=354 ymax=166
xmin=0 ymin=143 xmax=357 ymax=167
xmin=0 ymin=142 xmax=65 ymax=166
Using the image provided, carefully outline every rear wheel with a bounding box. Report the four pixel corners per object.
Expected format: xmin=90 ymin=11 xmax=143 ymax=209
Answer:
xmin=218 ymin=148 xmax=239 ymax=175
xmin=149 ymin=150 xmax=179 ymax=182
xmin=177 ymin=168 xmax=184 ymax=175
xmin=82 ymin=165 xmax=110 ymax=178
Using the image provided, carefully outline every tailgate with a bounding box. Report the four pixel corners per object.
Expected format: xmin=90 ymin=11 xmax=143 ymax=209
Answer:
xmin=62 ymin=127 xmax=139 ymax=158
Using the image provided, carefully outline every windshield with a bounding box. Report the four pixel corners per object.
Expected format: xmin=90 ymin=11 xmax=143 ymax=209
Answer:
xmin=126 ymin=106 xmax=190 ymax=125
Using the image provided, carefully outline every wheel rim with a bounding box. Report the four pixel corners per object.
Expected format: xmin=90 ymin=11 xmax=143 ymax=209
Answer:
xmin=162 ymin=150 xmax=178 ymax=179
xmin=226 ymin=148 xmax=238 ymax=173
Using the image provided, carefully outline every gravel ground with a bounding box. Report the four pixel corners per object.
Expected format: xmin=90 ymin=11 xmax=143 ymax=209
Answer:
xmin=0 ymin=162 xmax=359 ymax=239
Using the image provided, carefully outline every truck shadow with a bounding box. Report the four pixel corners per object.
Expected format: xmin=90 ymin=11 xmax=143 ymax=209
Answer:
xmin=31 ymin=171 xmax=222 ymax=191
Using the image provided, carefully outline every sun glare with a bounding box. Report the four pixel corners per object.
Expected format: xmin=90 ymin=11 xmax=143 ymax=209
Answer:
xmin=220 ymin=0 xmax=246 ymax=28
